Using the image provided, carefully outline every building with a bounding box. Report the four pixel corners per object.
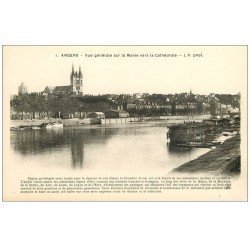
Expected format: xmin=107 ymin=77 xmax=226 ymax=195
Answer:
xmin=70 ymin=65 xmax=83 ymax=94
xmin=88 ymin=112 xmax=105 ymax=119
xmin=52 ymin=65 xmax=83 ymax=95
xmin=18 ymin=82 xmax=28 ymax=95
xmin=43 ymin=86 xmax=54 ymax=96
xmin=126 ymin=99 xmax=136 ymax=110
xmin=220 ymin=104 xmax=240 ymax=115
xmin=105 ymin=110 xmax=130 ymax=118
xmin=53 ymin=86 xmax=72 ymax=95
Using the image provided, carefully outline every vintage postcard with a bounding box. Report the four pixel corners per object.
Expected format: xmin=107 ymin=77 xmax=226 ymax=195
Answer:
xmin=2 ymin=45 xmax=247 ymax=201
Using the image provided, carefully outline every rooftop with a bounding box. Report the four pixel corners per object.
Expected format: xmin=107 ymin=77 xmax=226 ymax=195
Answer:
xmin=53 ymin=86 xmax=71 ymax=92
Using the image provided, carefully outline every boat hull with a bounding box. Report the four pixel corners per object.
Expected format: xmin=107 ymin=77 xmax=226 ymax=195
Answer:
xmin=167 ymin=123 xmax=212 ymax=143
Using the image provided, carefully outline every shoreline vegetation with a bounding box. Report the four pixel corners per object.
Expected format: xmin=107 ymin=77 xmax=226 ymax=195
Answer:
xmin=173 ymin=134 xmax=240 ymax=175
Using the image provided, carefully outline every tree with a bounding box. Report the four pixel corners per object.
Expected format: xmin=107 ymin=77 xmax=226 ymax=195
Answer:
xmin=11 ymin=94 xmax=31 ymax=119
xmin=209 ymin=100 xmax=217 ymax=116
xmin=197 ymin=102 xmax=204 ymax=114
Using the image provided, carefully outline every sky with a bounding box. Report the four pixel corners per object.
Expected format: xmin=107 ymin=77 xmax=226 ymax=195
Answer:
xmin=3 ymin=46 xmax=247 ymax=95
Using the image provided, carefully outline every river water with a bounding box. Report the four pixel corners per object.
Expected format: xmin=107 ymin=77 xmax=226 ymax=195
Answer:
xmin=10 ymin=121 xmax=212 ymax=175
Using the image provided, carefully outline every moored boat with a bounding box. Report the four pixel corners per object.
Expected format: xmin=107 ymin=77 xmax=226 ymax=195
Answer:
xmin=188 ymin=141 xmax=221 ymax=148
xmin=176 ymin=140 xmax=221 ymax=148
xmin=167 ymin=122 xmax=214 ymax=143
xmin=40 ymin=122 xmax=64 ymax=129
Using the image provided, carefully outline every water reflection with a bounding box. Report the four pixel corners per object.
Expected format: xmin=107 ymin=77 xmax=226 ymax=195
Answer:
xmin=167 ymin=142 xmax=193 ymax=156
xmin=11 ymin=128 xmax=117 ymax=168
xmin=10 ymin=124 xmax=211 ymax=171
xmin=70 ymin=133 xmax=84 ymax=168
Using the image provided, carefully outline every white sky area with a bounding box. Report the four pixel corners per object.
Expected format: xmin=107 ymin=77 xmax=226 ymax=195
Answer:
xmin=4 ymin=46 xmax=247 ymax=95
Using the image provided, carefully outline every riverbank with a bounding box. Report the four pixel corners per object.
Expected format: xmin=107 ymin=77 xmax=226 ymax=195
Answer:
xmin=10 ymin=115 xmax=211 ymax=128
xmin=173 ymin=134 xmax=241 ymax=175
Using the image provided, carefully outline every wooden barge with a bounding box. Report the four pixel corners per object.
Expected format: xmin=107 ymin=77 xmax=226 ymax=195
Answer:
xmin=167 ymin=116 xmax=240 ymax=148
xmin=167 ymin=122 xmax=217 ymax=144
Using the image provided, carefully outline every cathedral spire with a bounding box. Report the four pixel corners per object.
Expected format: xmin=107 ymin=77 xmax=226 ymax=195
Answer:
xmin=79 ymin=66 xmax=82 ymax=78
xmin=70 ymin=64 xmax=83 ymax=93
xmin=71 ymin=64 xmax=75 ymax=77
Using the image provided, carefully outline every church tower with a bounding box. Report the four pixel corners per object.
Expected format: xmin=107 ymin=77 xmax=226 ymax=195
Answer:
xmin=18 ymin=82 xmax=28 ymax=95
xmin=70 ymin=64 xmax=83 ymax=94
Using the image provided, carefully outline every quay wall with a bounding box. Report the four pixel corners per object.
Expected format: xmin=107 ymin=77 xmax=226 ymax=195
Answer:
xmin=101 ymin=117 xmax=140 ymax=125
xmin=10 ymin=114 xmax=211 ymax=128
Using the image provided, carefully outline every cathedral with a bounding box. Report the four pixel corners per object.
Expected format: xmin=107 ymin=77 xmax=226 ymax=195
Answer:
xmin=51 ymin=65 xmax=83 ymax=95
xmin=70 ymin=65 xmax=83 ymax=94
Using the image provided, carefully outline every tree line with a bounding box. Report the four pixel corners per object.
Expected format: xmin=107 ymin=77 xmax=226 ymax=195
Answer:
xmin=11 ymin=93 xmax=112 ymax=119
xmin=10 ymin=93 xmax=240 ymax=119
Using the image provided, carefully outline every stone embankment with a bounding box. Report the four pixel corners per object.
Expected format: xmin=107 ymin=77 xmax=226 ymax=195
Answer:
xmin=173 ymin=134 xmax=241 ymax=175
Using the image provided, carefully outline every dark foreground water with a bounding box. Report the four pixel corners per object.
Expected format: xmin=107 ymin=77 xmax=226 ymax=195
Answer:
xmin=10 ymin=122 xmax=211 ymax=175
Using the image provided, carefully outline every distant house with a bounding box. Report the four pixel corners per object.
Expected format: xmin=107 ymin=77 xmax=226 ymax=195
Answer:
xmin=105 ymin=110 xmax=129 ymax=118
xmin=127 ymin=103 xmax=136 ymax=110
xmin=43 ymin=86 xmax=54 ymax=96
xmin=126 ymin=99 xmax=136 ymax=110
xmin=88 ymin=112 xmax=105 ymax=119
